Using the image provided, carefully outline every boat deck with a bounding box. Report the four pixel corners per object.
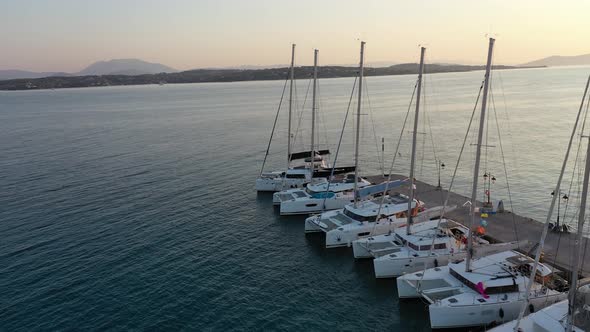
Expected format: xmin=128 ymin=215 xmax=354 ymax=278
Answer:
xmin=365 ymin=174 xmax=590 ymax=277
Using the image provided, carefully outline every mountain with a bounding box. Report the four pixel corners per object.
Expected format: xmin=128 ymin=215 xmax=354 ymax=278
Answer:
xmin=521 ymin=54 xmax=590 ymax=67
xmin=0 ymin=59 xmax=176 ymax=81
xmin=77 ymin=59 xmax=176 ymax=75
xmin=0 ymin=70 xmax=69 ymax=81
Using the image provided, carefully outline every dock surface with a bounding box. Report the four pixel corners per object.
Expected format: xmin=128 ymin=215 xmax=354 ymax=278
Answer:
xmin=365 ymin=174 xmax=590 ymax=277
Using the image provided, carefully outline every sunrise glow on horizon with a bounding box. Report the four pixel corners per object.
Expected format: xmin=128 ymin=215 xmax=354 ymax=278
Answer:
xmin=2 ymin=0 xmax=589 ymax=72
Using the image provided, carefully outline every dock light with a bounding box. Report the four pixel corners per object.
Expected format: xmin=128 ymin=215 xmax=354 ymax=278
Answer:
xmin=491 ymin=176 xmax=496 ymax=184
xmin=436 ymin=160 xmax=445 ymax=191
xmin=551 ymin=190 xmax=569 ymax=232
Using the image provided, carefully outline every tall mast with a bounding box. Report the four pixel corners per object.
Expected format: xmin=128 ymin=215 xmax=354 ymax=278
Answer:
xmin=567 ymin=134 xmax=590 ymax=331
xmin=311 ymin=49 xmax=318 ymax=172
xmin=466 ymin=37 xmax=494 ymax=272
xmin=353 ymin=41 xmax=365 ymax=208
xmin=287 ymin=44 xmax=295 ymax=167
xmin=515 ymin=75 xmax=590 ymax=330
xmin=407 ymin=47 xmax=426 ymax=235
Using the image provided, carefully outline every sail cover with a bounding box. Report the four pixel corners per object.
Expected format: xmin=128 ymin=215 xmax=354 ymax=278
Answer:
xmin=289 ymin=149 xmax=330 ymax=160
xmin=356 ymin=179 xmax=407 ymax=199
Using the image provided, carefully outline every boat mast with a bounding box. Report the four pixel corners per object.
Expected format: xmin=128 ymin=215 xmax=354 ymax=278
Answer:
xmin=515 ymin=75 xmax=590 ymax=330
xmin=311 ymin=49 xmax=318 ymax=172
xmin=287 ymin=44 xmax=295 ymax=167
xmin=353 ymin=41 xmax=365 ymax=208
xmin=567 ymin=129 xmax=590 ymax=331
xmin=466 ymin=37 xmax=494 ymax=272
xmin=407 ymin=47 xmax=425 ymax=235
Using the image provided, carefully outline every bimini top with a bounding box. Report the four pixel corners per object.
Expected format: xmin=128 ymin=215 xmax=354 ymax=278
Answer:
xmin=394 ymin=219 xmax=467 ymax=249
xmin=341 ymin=193 xmax=415 ymax=219
xmin=289 ymin=149 xmax=330 ymax=160
xmin=448 ymin=250 xmax=554 ymax=295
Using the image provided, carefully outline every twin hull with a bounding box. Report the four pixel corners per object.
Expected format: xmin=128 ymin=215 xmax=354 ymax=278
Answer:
xmin=280 ymin=197 xmax=354 ymax=215
xmin=255 ymin=177 xmax=307 ymax=192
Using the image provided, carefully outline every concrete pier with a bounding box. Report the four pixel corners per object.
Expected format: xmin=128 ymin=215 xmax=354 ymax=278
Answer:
xmin=365 ymin=174 xmax=590 ymax=277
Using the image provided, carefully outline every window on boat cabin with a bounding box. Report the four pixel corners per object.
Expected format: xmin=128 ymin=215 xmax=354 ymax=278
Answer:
xmin=286 ymin=173 xmax=306 ymax=179
xmin=357 ymin=232 xmax=370 ymax=237
xmin=305 ymin=203 xmax=318 ymax=207
xmin=419 ymin=244 xmax=432 ymax=251
xmin=294 ymin=191 xmax=308 ymax=198
xmin=408 ymin=242 xmax=419 ymax=250
xmin=343 ymin=209 xmax=377 ymax=222
xmin=434 ymin=243 xmax=447 ymax=250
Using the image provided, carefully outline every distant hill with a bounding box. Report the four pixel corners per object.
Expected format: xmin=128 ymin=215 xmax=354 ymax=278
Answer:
xmin=77 ymin=59 xmax=176 ymax=76
xmin=0 ymin=70 xmax=69 ymax=80
xmin=521 ymin=54 xmax=590 ymax=67
xmin=0 ymin=59 xmax=176 ymax=81
xmin=0 ymin=63 xmax=530 ymax=91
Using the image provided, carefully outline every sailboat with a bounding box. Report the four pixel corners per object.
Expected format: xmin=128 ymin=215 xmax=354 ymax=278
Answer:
xmin=304 ymin=43 xmax=447 ymax=248
xmin=488 ymin=75 xmax=590 ymax=332
xmin=395 ymin=38 xmax=567 ymax=329
xmin=352 ymin=47 xmax=512 ymax=279
xmin=255 ymin=45 xmax=354 ymax=192
xmin=273 ymin=49 xmax=371 ymax=215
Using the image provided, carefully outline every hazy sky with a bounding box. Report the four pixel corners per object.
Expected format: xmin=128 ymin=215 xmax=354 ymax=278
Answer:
xmin=2 ymin=0 xmax=589 ymax=72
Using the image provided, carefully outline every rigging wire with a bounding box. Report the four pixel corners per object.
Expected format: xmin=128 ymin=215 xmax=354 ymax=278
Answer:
xmin=317 ymin=80 xmax=331 ymax=156
xmin=514 ymin=75 xmax=590 ymax=329
xmin=292 ymin=76 xmax=313 ymax=151
xmin=416 ymin=81 xmax=485 ymax=291
xmin=419 ymin=76 xmax=427 ymax=177
xmin=575 ymin=92 xmax=590 ymax=275
xmin=259 ymin=75 xmax=290 ymax=176
xmin=369 ymin=80 xmax=418 ymax=235
xmin=319 ymin=76 xmax=358 ymax=210
xmin=363 ymin=78 xmax=385 ymax=175
xmin=489 ymin=85 xmax=520 ymax=246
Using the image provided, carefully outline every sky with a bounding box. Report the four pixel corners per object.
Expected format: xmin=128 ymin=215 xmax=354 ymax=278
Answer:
xmin=1 ymin=0 xmax=589 ymax=72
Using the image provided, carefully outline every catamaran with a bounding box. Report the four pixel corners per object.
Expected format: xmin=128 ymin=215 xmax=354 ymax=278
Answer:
xmin=489 ymin=74 xmax=590 ymax=332
xmin=256 ymin=45 xmax=353 ymax=192
xmin=489 ymin=284 xmax=590 ymax=332
xmin=396 ymin=37 xmax=568 ymax=330
xmin=352 ymin=47 xmax=516 ymax=281
xmin=305 ymin=43 xmax=451 ymax=247
xmin=397 ymin=250 xmax=567 ymax=329
xmin=350 ymin=47 xmax=458 ymax=264
xmin=270 ymin=49 xmax=367 ymax=214
xmin=356 ymin=219 xmax=487 ymax=278
xmin=273 ymin=174 xmax=372 ymax=214
xmin=304 ymin=190 xmax=431 ymax=247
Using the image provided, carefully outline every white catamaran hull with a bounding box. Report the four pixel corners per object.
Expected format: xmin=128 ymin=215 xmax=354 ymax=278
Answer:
xmin=428 ymin=293 xmax=567 ymax=329
xmin=373 ymin=253 xmax=464 ymax=279
xmin=325 ymin=219 xmax=408 ymax=248
xmin=255 ymin=177 xmax=307 ymax=192
xmin=280 ymin=197 xmax=354 ymax=215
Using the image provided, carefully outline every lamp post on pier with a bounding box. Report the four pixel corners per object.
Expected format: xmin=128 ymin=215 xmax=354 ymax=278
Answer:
xmin=436 ymin=160 xmax=445 ymax=190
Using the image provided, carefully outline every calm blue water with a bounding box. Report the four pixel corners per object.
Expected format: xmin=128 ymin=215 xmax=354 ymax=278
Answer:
xmin=1 ymin=66 xmax=589 ymax=331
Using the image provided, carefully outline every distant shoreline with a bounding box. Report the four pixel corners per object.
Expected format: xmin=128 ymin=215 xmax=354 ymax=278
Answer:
xmin=0 ymin=64 xmax=544 ymax=91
